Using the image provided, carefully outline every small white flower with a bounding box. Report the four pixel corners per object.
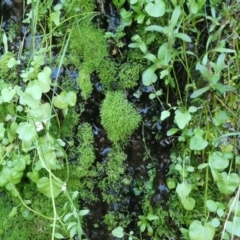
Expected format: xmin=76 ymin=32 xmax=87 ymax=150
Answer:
xmin=35 ymin=121 xmax=44 ymax=131
xmin=61 ymin=183 xmax=67 ymax=191
xmin=35 ymin=119 xmax=48 ymax=132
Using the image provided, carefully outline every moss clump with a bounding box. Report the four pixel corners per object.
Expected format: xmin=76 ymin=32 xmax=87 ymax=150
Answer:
xmin=118 ymin=62 xmax=142 ymax=89
xmin=100 ymin=91 xmax=141 ymax=144
xmin=77 ymin=123 xmax=95 ymax=175
xmin=0 ymin=52 xmax=18 ymax=82
xmin=77 ymin=68 xmax=93 ymax=100
xmin=60 ymin=108 xmax=79 ymax=137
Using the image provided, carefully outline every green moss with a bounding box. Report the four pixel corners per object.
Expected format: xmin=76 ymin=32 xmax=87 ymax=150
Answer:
xmin=64 ymin=0 xmax=95 ymax=17
xmin=100 ymin=91 xmax=142 ymax=144
xmin=98 ymin=59 xmax=117 ymax=88
xmin=118 ymin=62 xmax=142 ymax=89
xmin=0 ymin=189 xmax=64 ymax=239
xmin=60 ymin=108 xmax=79 ymax=137
xmin=69 ymin=22 xmax=108 ymax=70
xmin=77 ymin=123 xmax=95 ymax=176
xmin=77 ymin=68 xmax=93 ymax=100
xmin=67 ymin=8 xmax=117 ymax=91
xmin=0 ymin=53 xmax=18 ymax=83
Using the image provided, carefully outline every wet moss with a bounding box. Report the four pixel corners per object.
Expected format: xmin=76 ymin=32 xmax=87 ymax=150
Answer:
xmin=100 ymin=91 xmax=142 ymax=144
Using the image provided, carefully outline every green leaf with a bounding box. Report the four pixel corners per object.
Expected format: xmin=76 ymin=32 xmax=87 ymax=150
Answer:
xmin=20 ymin=92 xmax=40 ymax=109
xmin=198 ymin=163 xmax=208 ymax=169
xmin=181 ymin=197 xmax=195 ymax=210
xmin=167 ymin=128 xmax=179 ymax=136
xmin=54 ymin=233 xmax=66 ymax=239
xmin=174 ymin=33 xmax=192 ymax=42
xmin=214 ymin=48 xmax=236 ymax=53
xmin=161 ymin=110 xmax=170 ymax=121
xmin=25 ymin=81 xmax=42 ymax=100
xmin=149 ymin=93 xmax=156 ymax=99
xmin=0 ymin=123 xmax=6 ymax=139
xmin=142 ymin=66 xmax=158 ymax=86
xmin=189 ymin=221 xmax=215 ymax=240
xmin=79 ymin=209 xmax=90 ymax=216
xmin=190 ymin=134 xmax=208 ymax=150
xmin=50 ymin=11 xmax=61 ymax=26
xmin=13 ymin=156 xmax=26 ymax=172
xmin=217 ymin=172 xmax=239 ymax=195
xmin=188 ymin=106 xmax=197 ymax=113
xmin=37 ymin=66 xmax=51 ymax=93
xmin=228 ymin=198 xmax=240 ymax=216
xmin=112 ymin=227 xmax=124 ymax=238
xmin=67 ymin=222 xmax=77 ymax=231
xmin=146 ymin=214 xmax=158 ymax=221
xmin=1 ymin=87 xmax=16 ymax=102
xmin=170 ymin=6 xmax=181 ymax=28
xmin=145 ymin=0 xmax=165 ymax=17
xmin=52 ymin=91 xmax=76 ymax=109
xmin=176 ymin=182 xmax=192 ymax=199
xmin=16 ymin=122 xmax=36 ymax=141
xmin=7 ymin=57 xmax=20 ymax=68
xmin=206 ymin=200 xmax=218 ymax=212
xmin=8 ymin=207 xmax=18 ymax=218
xmin=27 ymin=170 xmax=39 ymax=183
xmin=63 ymin=213 xmax=73 ymax=222
xmin=209 ymin=151 xmax=229 ymax=171
xmin=144 ymin=53 xmax=157 ymax=63
xmin=175 ymin=109 xmax=191 ymax=129
xmin=167 ymin=178 xmax=176 ymax=189
xmin=190 ymin=86 xmax=210 ymax=98
xmin=52 ymin=94 xmax=69 ymax=109
xmin=37 ymin=177 xmax=64 ymax=198
xmin=188 ymin=1 xmax=198 ymax=14
xmin=145 ymin=25 xmax=165 ymax=33
xmin=72 ymin=191 xmax=79 ymax=200
xmin=211 ymin=218 xmax=220 ymax=228
xmin=226 ymin=217 xmax=240 ymax=237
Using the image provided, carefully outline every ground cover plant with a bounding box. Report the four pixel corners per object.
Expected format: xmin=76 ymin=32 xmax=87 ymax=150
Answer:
xmin=1 ymin=0 xmax=240 ymax=239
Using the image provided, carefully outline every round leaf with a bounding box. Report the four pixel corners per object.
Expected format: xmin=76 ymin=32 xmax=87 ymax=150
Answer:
xmin=16 ymin=122 xmax=36 ymax=141
xmin=189 ymin=221 xmax=215 ymax=240
xmin=161 ymin=110 xmax=170 ymax=121
xmin=112 ymin=227 xmax=124 ymax=238
xmin=1 ymin=87 xmax=16 ymax=102
xmin=175 ymin=109 xmax=191 ymax=129
xmin=142 ymin=66 xmax=158 ymax=86
xmin=145 ymin=0 xmax=165 ymax=17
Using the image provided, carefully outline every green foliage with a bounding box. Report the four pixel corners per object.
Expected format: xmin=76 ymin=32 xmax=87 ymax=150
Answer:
xmin=77 ymin=123 xmax=95 ymax=176
xmin=60 ymin=109 xmax=79 ymax=137
xmin=118 ymin=62 xmax=142 ymax=89
xmin=0 ymin=53 xmax=18 ymax=82
xmin=77 ymin=68 xmax=93 ymax=100
xmin=100 ymin=91 xmax=141 ymax=144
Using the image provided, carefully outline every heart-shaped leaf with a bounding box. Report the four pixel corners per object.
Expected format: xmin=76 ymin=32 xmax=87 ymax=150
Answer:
xmin=189 ymin=221 xmax=215 ymax=240
xmin=112 ymin=227 xmax=124 ymax=238
xmin=226 ymin=217 xmax=240 ymax=237
xmin=1 ymin=87 xmax=16 ymax=102
xmin=20 ymin=92 xmax=40 ymax=109
xmin=181 ymin=197 xmax=195 ymax=210
xmin=217 ymin=172 xmax=239 ymax=195
xmin=37 ymin=176 xmax=63 ymax=198
xmin=209 ymin=151 xmax=229 ymax=171
xmin=38 ymin=67 xmax=51 ymax=93
xmin=16 ymin=122 xmax=36 ymax=141
xmin=175 ymin=109 xmax=191 ymax=129
xmin=190 ymin=134 xmax=208 ymax=150
xmin=145 ymin=0 xmax=165 ymax=17
xmin=142 ymin=66 xmax=158 ymax=86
